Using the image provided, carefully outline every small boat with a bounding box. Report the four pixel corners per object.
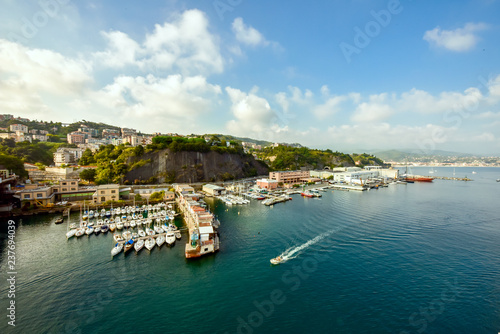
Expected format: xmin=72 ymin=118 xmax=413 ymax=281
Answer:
xmin=116 ymin=222 xmax=123 ymax=230
xmin=145 ymin=238 xmax=155 ymax=251
xmin=111 ymin=243 xmax=123 ymax=257
xmin=66 ymin=229 xmax=76 ymax=239
xmin=270 ymin=256 xmax=283 ymax=265
xmin=166 ymin=231 xmax=176 ymax=246
xmin=123 ymin=221 xmax=130 ymax=229
xmin=168 ymin=223 xmax=178 ymax=231
xmin=113 ymin=234 xmax=124 ymax=243
xmin=122 ymin=231 xmax=132 ymax=240
xmin=109 ymin=223 xmax=116 ymax=232
xmin=138 ymin=230 xmax=146 ymax=238
xmin=301 ymin=191 xmax=314 ymax=198
xmin=174 ymin=230 xmax=181 ymax=240
xmin=154 ymin=225 xmax=164 ymax=234
xmin=131 ymin=232 xmax=139 ymax=240
xmin=101 ymin=225 xmax=109 ymax=233
xmin=94 ymin=226 xmax=101 ymax=235
xmin=472 ymin=171 xmax=477 ymax=174
xmin=134 ymin=239 xmax=144 ymax=253
xmin=124 ymin=239 xmax=134 ymax=253
xmin=75 ymin=228 xmax=85 ymax=238
xmin=55 ymin=217 xmax=64 ymax=224
xmin=156 ymin=235 xmax=165 ymax=247
xmin=69 ymin=223 xmax=78 ymax=229
xmin=85 ymin=226 xmax=94 ymax=236
xmin=146 ymin=227 xmax=155 ymax=236
xmin=497 ymin=179 xmax=500 ymax=182
xmin=130 ymin=221 xmax=136 ymax=228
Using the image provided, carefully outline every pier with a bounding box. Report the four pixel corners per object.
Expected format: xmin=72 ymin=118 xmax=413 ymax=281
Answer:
xmin=431 ymin=176 xmax=473 ymax=181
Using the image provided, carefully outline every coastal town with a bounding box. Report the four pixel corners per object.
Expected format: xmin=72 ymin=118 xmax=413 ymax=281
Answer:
xmin=0 ymin=113 xmax=493 ymax=261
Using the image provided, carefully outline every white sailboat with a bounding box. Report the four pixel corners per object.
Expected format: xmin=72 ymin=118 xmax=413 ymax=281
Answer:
xmin=134 ymin=239 xmax=144 ymax=253
xmin=111 ymin=243 xmax=123 ymax=257
xmin=145 ymin=238 xmax=155 ymax=251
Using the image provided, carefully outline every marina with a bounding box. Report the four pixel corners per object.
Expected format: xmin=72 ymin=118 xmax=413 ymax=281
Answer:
xmin=2 ymin=167 xmax=500 ymax=333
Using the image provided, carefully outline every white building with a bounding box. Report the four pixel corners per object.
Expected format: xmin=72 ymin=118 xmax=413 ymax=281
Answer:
xmin=53 ymin=148 xmax=84 ymax=166
xmin=10 ymin=124 xmax=28 ymax=133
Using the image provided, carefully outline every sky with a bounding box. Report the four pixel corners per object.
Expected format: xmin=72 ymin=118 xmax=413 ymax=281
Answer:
xmin=1 ymin=0 xmax=500 ymax=155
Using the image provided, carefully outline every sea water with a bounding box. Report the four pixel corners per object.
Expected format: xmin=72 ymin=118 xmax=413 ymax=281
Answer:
xmin=1 ymin=167 xmax=500 ymax=333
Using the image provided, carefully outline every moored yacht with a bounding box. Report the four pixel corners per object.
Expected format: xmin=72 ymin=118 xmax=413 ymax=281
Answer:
xmin=111 ymin=243 xmax=123 ymax=257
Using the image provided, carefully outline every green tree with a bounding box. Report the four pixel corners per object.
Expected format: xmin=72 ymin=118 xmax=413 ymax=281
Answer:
xmin=79 ymin=168 xmax=97 ymax=183
xmin=134 ymin=193 xmax=143 ymax=202
xmin=0 ymin=153 xmax=28 ymax=179
xmin=149 ymin=191 xmax=165 ymax=202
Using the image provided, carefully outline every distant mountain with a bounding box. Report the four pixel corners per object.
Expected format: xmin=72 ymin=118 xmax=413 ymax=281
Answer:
xmin=371 ymin=149 xmax=475 ymax=162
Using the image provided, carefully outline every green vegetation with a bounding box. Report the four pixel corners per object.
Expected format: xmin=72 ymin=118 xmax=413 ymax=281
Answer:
xmin=149 ymin=191 xmax=164 ymax=202
xmin=79 ymin=169 xmax=97 ymax=183
xmin=0 ymin=138 xmax=70 ymax=166
xmin=0 ymin=153 xmax=28 ymax=178
xmin=146 ymin=136 xmax=245 ymax=155
xmin=351 ymin=153 xmax=386 ymax=167
xmin=257 ymin=145 xmax=356 ymax=170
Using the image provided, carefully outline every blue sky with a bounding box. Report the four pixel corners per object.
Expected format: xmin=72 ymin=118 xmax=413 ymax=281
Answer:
xmin=1 ymin=0 xmax=500 ymax=154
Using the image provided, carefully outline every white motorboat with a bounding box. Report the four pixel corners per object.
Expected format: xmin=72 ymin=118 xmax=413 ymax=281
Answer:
xmin=94 ymin=226 xmax=101 ymax=235
xmin=134 ymin=239 xmax=144 ymax=253
xmin=116 ymin=222 xmax=123 ymax=230
xmin=165 ymin=231 xmax=176 ymax=246
xmin=69 ymin=223 xmax=78 ymax=229
xmin=113 ymin=234 xmax=124 ymax=243
xmin=130 ymin=221 xmax=136 ymax=228
xmin=66 ymin=229 xmax=76 ymax=239
xmin=75 ymin=228 xmax=85 ymax=237
xmin=145 ymin=238 xmax=155 ymax=251
xmin=270 ymin=256 xmax=283 ymax=265
xmin=138 ymin=229 xmax=146 ymax=238
xmin=85 ymin=226 xmax=94 ymax=236
xmin=154 ymin=225 xmax=164 ymax=234
xmin=156 ymin=235 xmax=165 ymax=247
xmin=146 ymin=227 xmax=155 ymax=236
xmin=111 ymin=243 xmax=123 ymax=257
xmin=122 ymin=231 xmax=132 ymax=240
xmin=174 ymin=230 xmax=181 ymax=240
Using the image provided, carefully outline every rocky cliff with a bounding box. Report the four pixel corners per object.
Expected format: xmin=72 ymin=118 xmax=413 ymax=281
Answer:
xmin=124 ymin=149 xmax=268 ymax=184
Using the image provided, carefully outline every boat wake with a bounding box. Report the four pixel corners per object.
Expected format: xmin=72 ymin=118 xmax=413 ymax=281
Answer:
xmin=275 ymin=230 xmax=334 ymax=264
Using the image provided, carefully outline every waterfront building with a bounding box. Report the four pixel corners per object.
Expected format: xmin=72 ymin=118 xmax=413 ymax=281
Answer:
xmin=174 ymin=184 xmax=195 ymax=194
xmin=203 ymin=184 xmax=225 ymax=196
xmin=16 ymin=186 xmax=55 ymax=207
xmin=94 ymin=184 xmax=120 ymax=204
xmin=134 ymin=187 xmax=175 ymax=201
xmin=269 ymin=170 xmax=310 ymax=185
xmin=256 ymin=178 xmax=278 ymax=190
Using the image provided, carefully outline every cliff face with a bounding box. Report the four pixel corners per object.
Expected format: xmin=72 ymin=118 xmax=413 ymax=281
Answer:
xmin=124 ymin=149 xmax=268 ymax=183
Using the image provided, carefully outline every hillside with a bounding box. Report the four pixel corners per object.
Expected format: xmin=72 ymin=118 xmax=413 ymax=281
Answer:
xmin=125 ymin=149 xmax=268 ymax=184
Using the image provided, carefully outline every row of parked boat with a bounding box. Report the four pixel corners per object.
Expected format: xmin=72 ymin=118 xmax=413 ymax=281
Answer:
xmin=82 ymin=203 xmax=173 ymax=220
xmin=111 ymin=225 xmax=182 ymax=256
xmin=219 ymin=195 xmax=250 ymax=206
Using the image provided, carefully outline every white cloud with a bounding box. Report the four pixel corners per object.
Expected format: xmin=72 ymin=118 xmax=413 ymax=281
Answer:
xmin=351 ymin=94 xmax=394 ymax=123
xmin=225 ymin=87 xmax=288 ymax=139
xmin=70 ymin=74 xmax=222 ymax=133
xmin=0 ymin=39 xmax=92 ymax=95
xmin=232 ymin=17 xmax=269 ymax=47
xmin=423 ymin=22 xmax=488 ymax=52
xmin=93 ymin=31 xmax=141 ymax=68
xmin=93 ymin=9 xmax=224 ymax=76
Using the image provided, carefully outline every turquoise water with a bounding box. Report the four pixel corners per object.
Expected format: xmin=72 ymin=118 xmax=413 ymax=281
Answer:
xmin=1 ymin=167 xmax=500 ymax=333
